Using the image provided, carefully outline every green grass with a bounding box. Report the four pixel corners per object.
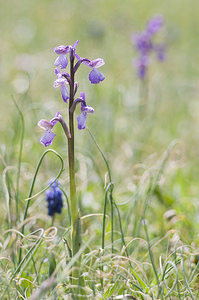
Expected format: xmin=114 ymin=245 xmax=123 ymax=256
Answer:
xmin=1 ymin=0 xmax=199 ymax=299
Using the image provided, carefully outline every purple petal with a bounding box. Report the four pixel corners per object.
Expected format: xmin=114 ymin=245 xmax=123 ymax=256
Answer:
xmin=81 ymin=105 xmax=94 ymax=114
xmin=53 ymin=77 xmax=67 ymax=87
xmin=72 ymin=40 xmax=79 ymax=49
xmin=38 ymin=119 xmax=54 ymax=130
xmin=80 ymin=92 xmax=85 ymax=101
xmin=55 ymin=68 xmax=62 ymax=78
xmin=54 ymin=55 xmax=68 ymax=69
xmin=45 ymin=188 xmax=54 ymax=198
xmin=147 ymin=15 xmax=164 ymax=35
xmin=60 ymin=85 xmax=69 ymax=102
xmin=132 ymin=32 xmax=152 ymax=55
xmin=89 ymin=69 xmax=105 ymax=84
xmin=54 ymin=45 xmax=69 ymax=54
xmin=75 ymin=53 xmax=81 ymax=60
xmin=89 ymin=58 xmax=105 ymax=69
xmin=40 ymin=129 xmax=56 ymax=147
xmin=77 ymin=112 xmax=87 ymax=130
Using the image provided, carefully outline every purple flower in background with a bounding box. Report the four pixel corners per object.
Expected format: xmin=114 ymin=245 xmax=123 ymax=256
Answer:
xmin=132 ymin=32 xmax=152 ymax=55
xmin=38 ymin=111 xmax=61 ymax=147
xmin=77 ymin=92 xmax=94 ymax=130
xmin=45 ymin=179 xmax=63 ymax=216
xmin=132 ymin=15 xmax=165 ymax=79
xmin=153 ymin=44 xmax=166 ymax=61
xmin=147 ymin=15 xmax=164 ymax=35
xmin=54 ymin=68 xmax=69 ymax=102
xmin=134 ymin=56 xmax=150 ymax=79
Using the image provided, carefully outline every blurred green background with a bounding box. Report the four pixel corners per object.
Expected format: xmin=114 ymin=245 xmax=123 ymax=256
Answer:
xmin=1 ymin=0 xmax=199 ymax=240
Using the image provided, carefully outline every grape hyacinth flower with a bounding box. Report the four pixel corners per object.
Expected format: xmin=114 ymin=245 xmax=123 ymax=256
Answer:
xmin=132 ymin=15 xmax=165 ymax=79
xmin=45 ymin=179 xmax=63 ymax=216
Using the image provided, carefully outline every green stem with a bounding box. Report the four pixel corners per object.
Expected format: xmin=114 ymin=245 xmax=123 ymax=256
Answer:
xmin=12 ymin=97 xmax=24 ymax=222
xmin=68 ymin=53 xmax=80 ymax=261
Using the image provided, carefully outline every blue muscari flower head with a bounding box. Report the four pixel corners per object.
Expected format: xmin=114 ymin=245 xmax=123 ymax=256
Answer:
xmin=132 ymin=15 xmax=165 ymax=79
xmin=45 ymin=179 xmax=63 ymax=217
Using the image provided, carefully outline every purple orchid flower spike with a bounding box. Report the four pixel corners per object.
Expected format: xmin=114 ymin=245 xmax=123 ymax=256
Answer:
xmin=54 ymin=68 xmax=69 ymax=102
xmin=38 ymin=111 xmax=61 ymax=147
xmin=77 ymin=92 xmax=94 ymax=130
xmin=132 ymin=15 xmax=165 ymax=80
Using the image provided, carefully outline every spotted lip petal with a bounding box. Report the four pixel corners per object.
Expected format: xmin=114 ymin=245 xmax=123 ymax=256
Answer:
xmin=60 ymin=85 xmax=69 ymax=102
xmin=40 ymin=129 xmax=56 ymax=147
xmin=89 ymin=69 xmax=105 ymax=84
xmin=77 ymin=93 xmax=94 ymax=130
xmin=53 ymin=76 xmax=69 ymax=102
xmin=77 ymin=112 xmax=87 ymax=130
xmin=54 ymin=54 xmax=68 ymax=69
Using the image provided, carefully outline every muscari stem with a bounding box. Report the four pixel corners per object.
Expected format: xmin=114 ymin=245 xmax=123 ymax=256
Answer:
xmin=68 ymin=53 xmax=81 ymax=258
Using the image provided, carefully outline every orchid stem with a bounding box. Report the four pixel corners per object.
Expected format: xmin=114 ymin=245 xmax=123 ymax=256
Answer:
xmin=68 ymin=52 xmax=81 ymax=280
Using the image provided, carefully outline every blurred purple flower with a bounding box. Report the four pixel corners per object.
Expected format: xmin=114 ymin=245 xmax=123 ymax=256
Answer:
xmin=147 ymin=15 xmax=164 ymax=35
xmin=134 ymin=56 xmax=150 ymax=79
xmin=132 ymin=32 xmax=152 ymax=55
xmin=132 ymin=15 xmax=165 ymax=79
xmin=77 ymin=92 xmax=94 ymax=130
xmin=54 ymin=68 xmax=69 ymax=102
xmin=38 ymin=111 xmax=61 ymax=147
xmin=153 ymin=44 xmax=166 ymax=61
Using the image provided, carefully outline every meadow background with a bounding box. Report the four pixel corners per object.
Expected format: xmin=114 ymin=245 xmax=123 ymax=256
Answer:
xmin=1 ymin=0 xmax=199 ymax=299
